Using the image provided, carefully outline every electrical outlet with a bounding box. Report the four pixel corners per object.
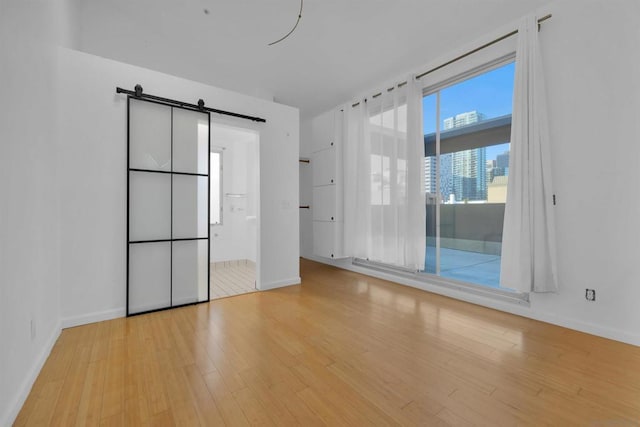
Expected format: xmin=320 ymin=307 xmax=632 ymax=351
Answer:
xmin=585 ymin=289 xmax=596 ymax=301
xmin=30 ymin=318 xmax=36 ymax=340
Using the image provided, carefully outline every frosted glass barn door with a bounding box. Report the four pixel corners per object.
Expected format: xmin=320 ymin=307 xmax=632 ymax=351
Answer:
xmin=127 ymin=98 xmax=210 ymax=315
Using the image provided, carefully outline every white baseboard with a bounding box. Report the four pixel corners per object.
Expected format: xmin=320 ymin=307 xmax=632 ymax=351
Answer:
xmin=61 ymin=307 xmax=125 ymax=329
xmin=3 ymin=321 xmax=61 ymax=427
xmin=260 ymin=276 xmax=301 ymax=290
xmin=301 ymin=256 xmax=640 ymax=347
xmin=526 ymin=310 xmax=640 ymax=347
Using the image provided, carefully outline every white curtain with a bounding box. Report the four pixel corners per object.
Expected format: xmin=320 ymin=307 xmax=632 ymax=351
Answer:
xmin=344 ymin=77 xmax=425 ymax=270
xmin=500 ymin=16 xmax=558 ymax=292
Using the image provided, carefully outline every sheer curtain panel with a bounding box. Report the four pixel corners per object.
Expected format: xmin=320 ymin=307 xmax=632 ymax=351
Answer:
xmin=500 ymin=15 xmax=558 ymax=293
xmin=343 ymin=101 xmax=371 ymax=259
xmin=344 ymin=77 xmax=425 ymax=270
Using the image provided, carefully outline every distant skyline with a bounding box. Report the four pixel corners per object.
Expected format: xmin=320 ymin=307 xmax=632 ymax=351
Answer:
xmin=422 ymin=61 xmax=515 ymax=163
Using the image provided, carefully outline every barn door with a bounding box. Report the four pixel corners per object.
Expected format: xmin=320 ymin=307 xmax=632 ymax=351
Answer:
xmin=127 ymin=97 xmax=210 ymax=315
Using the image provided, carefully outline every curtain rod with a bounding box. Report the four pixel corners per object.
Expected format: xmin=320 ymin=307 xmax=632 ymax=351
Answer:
xmin=351 ymin=14 xmax=551 ymax=108
xmin=116 ymin=85 xmax=266 ymax=123
xmin=415 ymin=14 xmax=551 ymax=80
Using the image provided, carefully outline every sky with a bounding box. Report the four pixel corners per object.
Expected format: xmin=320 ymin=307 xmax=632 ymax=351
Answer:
xmin=423 ymin=61 xmax=515 ymax=161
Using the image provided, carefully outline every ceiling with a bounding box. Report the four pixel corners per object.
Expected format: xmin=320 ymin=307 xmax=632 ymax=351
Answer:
xmin=76 ymin=0 xmax=550 ymax=119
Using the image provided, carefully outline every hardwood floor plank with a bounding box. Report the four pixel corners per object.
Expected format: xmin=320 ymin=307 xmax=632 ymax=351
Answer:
xmin=240 ymin=376 xmax=301 ymax=426
xmin=447 ymin=387 xmax=531 ymax=426
xmin=434 ymin=407 xmax=474 ymax=427
xmin=277 ymin=390 xmax=326 ymax=426
xmin=74 ymin=359 xmax=107 ymax=426
xmin=181 ymin=364 xmax=225 ymax=425
xmin=296 ymin=387 xmax=350 ymax=427
xmin=49 ymin=343 xmax=91 ymax=426
xmin=100 ymin=336 xmax=125 ymax=421
xmin=20 ymin=379 xmax=64 ymax=426
xmin=232 ymin=386 xmax=277 ymax=426
xmin=400 ymin=400 xmax=448 ymax=426
xmin=292 ymin=361 xmax=401 ymax=426
xmin=202 ymin=371 xmax=251 ymax=426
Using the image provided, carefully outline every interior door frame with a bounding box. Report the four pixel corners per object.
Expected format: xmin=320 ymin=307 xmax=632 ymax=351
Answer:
xmin=208 ymin=118 xmax=261 ymax=295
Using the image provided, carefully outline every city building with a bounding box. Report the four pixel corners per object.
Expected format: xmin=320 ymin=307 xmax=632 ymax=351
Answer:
xmin=424 ymin=153 xmax=454 ymax=201
xmin=496 ymin=150 xmax=510 ymax=169
xmin=443 ymin=111 xmax=486 ymax=129
xmin=442 ymin=110 xmax=487 ymax=202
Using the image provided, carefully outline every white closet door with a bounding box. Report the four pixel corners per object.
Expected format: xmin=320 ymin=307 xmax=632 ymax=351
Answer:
xmin=312 ymin=185 xmax=339 ymax=222
xmin=311 ymin=148 xmax=337 ymax=186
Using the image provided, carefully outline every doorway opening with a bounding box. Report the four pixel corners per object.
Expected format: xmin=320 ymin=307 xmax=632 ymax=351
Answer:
xmin=209 ymin=122 xmax=259 ymax=299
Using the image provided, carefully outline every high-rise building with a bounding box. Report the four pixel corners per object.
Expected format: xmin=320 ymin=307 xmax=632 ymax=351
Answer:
xmin=496 ymin=151 xmax=509 ymax=169
xmin=424 ymin=153 xmax=454 ymax=201
xmin=425 ymin=110 xmax=490 ymax=202
xmin=424 ymin=157 xmax=436 ymax=194
xmin=439 ymin=153 xmax=453 ymax=201
xmin=444 ymin=111 xmax=486 ymax=201
xmin=487 ymin=159 xmax=496 ymax=185
xmin=451 ymin=148 xmax=486 ymax=201
xmin=495 ymin=150 xmax=509 ymax=178
xmin=443 ymin=111 xmax=486 ymax=130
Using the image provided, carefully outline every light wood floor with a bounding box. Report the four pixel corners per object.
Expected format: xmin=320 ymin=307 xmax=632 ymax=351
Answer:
xmin=210 ymin=260 xmax=256 ymax=300
xmin=15 ymin=259 xmax=640 ymax=426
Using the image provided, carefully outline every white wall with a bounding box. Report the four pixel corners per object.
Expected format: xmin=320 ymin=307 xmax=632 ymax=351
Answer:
xmin=301 ymin=0 xmax=640 ymax=346
xmin=530 ymin=0 xmax=640 ymax=345
xmin=0 ymin=1 xmax=78 ymax=424
xmin=57 ymin=48 xmax=300 ymax=326
xmin=246 ymin=134 xmax=259 ymax=263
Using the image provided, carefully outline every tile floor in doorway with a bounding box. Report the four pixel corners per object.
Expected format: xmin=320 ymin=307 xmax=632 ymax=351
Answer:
xmin=210 ymin=259 xmax=256 ymax=299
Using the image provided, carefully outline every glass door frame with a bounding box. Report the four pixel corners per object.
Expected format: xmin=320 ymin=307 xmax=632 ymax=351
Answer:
xmin=419 ymin=56 xmax=515 ymax=290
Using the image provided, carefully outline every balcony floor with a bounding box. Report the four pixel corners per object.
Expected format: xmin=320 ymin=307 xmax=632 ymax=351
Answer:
xmin=425 ymin=246 xmax=502 ymax=288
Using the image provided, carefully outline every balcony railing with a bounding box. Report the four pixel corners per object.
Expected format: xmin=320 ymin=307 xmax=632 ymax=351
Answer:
xmin=426 ymin=202 xmax=505 ymax=256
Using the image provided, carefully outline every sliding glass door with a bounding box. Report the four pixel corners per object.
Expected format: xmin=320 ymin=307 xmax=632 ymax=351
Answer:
xmin=422 ymin=61 xmax=514 ymax=288
xmin=127 ymin=98 xmax=210 ymax=315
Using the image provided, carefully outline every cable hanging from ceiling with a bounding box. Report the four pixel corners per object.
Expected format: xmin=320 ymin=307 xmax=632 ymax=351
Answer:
xmin=268 ymin=0 xmax=303 ymax=46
